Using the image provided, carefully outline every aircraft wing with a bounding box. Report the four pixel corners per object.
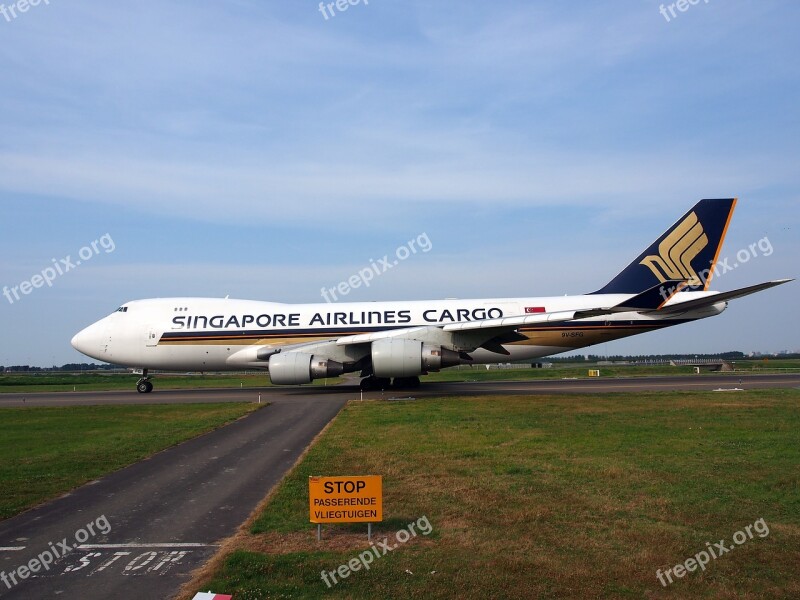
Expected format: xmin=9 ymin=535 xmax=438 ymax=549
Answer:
xmin=334 ymin=281 xmax=686 ymax=352
xmin=232 ymin=279 xmax=791 ymax=367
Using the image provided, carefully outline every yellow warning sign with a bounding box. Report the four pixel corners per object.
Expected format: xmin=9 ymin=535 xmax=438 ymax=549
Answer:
xmin=309 ymin=475 xmax=383 ymax=523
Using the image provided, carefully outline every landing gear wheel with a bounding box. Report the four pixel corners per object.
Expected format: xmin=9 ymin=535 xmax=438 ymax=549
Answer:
xmin=135 ymin=369 xmax=153 ymax=394
xmin=392 ymin=376 xmax=421 ymax=389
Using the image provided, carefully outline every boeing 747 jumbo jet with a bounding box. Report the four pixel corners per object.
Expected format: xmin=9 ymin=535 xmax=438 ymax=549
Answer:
xmin=71 ymin=199 xmax=790 ymax=392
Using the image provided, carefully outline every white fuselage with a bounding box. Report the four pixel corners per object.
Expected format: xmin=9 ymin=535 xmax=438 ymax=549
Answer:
xmin=71 ymin=292 xmax=726 ymax=372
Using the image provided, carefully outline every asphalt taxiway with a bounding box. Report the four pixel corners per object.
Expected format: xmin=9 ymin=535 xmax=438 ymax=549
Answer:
xmin=1 ymin=372 xmax=798 ymax=408
xmin=0 ymin=395 xmax=346 ymax=599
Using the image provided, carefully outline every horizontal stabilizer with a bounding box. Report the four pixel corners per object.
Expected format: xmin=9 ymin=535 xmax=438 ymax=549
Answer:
xmin=659 ymin=279 xmax=793 ymax=314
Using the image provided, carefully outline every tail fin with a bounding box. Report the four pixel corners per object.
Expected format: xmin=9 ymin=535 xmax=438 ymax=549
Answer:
xmin=593 ymin=198 xmax=737 ymax=294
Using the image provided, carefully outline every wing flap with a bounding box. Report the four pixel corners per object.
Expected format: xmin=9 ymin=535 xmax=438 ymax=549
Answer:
xmin=335 ymin=326 xmax=435 ymax=346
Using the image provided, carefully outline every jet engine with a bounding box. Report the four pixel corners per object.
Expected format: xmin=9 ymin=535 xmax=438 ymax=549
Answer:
xmin=371 ymin=339 xmax=461 ymax=378
xmin=268 ymin=352 xmax=344 ymax=385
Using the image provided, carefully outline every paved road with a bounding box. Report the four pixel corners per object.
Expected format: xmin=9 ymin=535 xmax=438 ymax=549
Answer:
xmin=1 ymin=373 xmax=798 ymax=408
xmin=0 ymin=395 xmax=346 ymax=600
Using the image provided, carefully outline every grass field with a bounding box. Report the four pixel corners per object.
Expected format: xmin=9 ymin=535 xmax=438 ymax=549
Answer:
xmin=425 ymin=364 xmax=701 ymax=381
xmin=0 ymin=403 xmax=260 ymax=519
xmin=424 ymin=359 xmax=800 ymax=382
xmin=191 ymin=390 xmax=800 ymax=599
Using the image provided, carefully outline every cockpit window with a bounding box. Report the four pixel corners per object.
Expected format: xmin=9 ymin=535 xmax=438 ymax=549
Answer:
xmin=115 ymin=306 xmax=128 ymax=313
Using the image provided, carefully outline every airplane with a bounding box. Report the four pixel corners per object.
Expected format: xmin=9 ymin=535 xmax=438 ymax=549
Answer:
xmin=70 ymin=198 xmax=791 ymax=393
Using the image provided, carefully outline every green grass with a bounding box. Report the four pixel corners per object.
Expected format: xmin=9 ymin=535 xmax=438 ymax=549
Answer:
xmin=0 ymin=403 xmax=260 ymax=519
xmin=424 ymin=363 xmax=701 ymax=381
xmin=197 ymin=390 xmax=800 ymax=599
xmin=424 ymin=359 xmax=800 ymax=382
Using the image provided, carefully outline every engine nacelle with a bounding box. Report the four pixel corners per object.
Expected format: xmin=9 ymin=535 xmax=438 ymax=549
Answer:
xmin=371 ymin=339 xmax=461 ymax=378
xmin=268 ymin=352 xmax=344 ymax=385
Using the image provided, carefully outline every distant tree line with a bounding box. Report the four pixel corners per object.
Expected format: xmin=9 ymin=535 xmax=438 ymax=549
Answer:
xmin=546 ymin=351 xmax=800 ymax=362
xmin=0 ymin=363 xmax=121 ymax=373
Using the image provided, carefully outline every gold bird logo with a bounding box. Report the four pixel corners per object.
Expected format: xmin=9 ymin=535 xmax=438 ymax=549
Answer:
xmin=639 ymin=211 xmax=708 ymax=287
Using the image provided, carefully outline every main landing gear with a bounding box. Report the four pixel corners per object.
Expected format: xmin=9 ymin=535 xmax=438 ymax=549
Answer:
xmin=359 ymin=376 xmax=421 ymax=391
xmin=136 ymin=370 xmax=153 ymax=394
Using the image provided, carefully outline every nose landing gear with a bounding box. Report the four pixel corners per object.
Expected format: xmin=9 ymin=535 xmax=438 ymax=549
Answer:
xmin=136 ymin=370 xmax=153 ymax=393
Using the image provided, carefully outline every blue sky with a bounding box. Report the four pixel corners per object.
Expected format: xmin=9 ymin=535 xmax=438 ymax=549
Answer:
xmin=0 ymin=0 xmax=798 ymax=366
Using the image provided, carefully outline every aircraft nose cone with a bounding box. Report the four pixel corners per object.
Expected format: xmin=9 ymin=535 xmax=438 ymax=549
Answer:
xmin=71 ymin=322 xmax=105 ymax=358
xmin=71 ymin=327 xmax=91 ymax=353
